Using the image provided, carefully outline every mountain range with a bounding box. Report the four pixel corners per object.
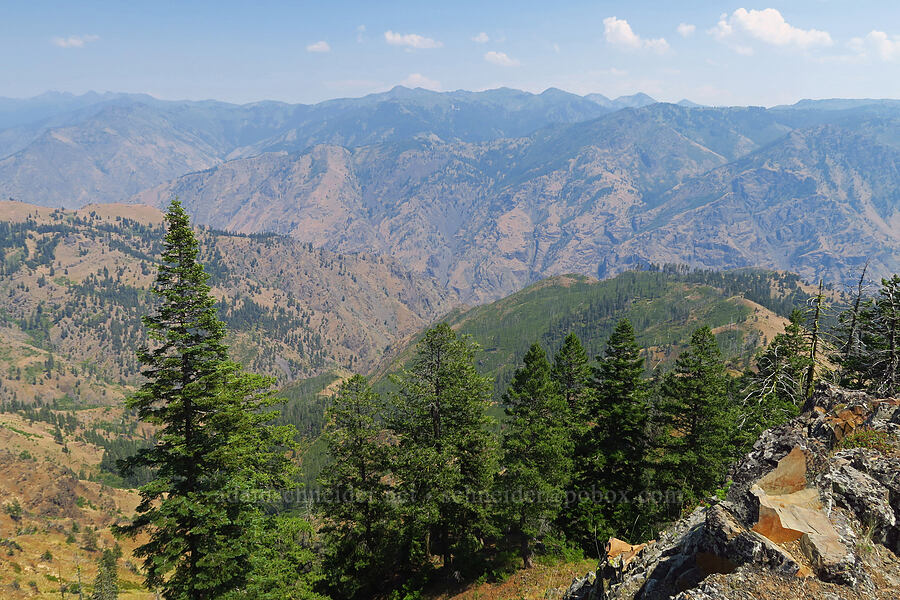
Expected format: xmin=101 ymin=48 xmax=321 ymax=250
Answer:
xmin=1 ymin=88 xmax=899 ymax=301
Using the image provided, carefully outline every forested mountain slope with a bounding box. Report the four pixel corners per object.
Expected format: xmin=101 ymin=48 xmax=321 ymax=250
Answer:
xmin=375 ymin=267 xmax=814 ymax=398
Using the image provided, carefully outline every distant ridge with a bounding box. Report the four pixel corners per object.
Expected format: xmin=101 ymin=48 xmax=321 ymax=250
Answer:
xmin=773 ymin=97 xmax=900 ymax=110
xmin=585 ymin=91 xmax=657 ymax=109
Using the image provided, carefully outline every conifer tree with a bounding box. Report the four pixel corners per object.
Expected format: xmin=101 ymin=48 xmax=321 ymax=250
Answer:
xmin=654 ymin=326 xmax=734 ymax=513
xmin=804 ymin=280 xmax=827 ymax=398
xmin=237 ymin=515 xmax=324 ymax=600
xmin=562 ymin=320 xmax=651 ymax=551
xmin=90 ymin=547 xmax=119 ymax=600
xmin=116 ymin=200 xmax=303 ymax=600
xmin=551 ymin=332 xmax=592 ymax=421
xmin=872 ymin=275 xmax=900 ymax=395
xmin=834 ymin=262 xmax=870 ymax=387
xmin=499 ymin=343 xmax=572 ymax=568
xmin=865 ymin=275 xmax=900 ymax=394
xmin=743 ymin=309 xmax=809 ymax=433
xmin=320 ymin=375 xmax=395 ymax=599
xmin=388 ymin=323 xmax=497 ymax=573
xmin=590 ymin=319 xmax=650 ymax=535
xmin=837 ymin=274 xmax=900 ymax=393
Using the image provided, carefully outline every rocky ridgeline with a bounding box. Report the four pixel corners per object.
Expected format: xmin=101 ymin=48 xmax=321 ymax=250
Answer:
xmin=563 ymin=384 xmax=900 ymax=600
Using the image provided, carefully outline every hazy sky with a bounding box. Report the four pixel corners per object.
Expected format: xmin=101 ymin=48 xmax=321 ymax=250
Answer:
xmin=3 ymin=1 xmax=900 ymax=106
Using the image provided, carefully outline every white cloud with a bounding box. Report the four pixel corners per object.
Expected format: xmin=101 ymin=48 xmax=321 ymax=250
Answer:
xmin=384 ymin=30 xmax=442 ymax=49
xmin=849 ymin=30 xmax=900 ymax=61
xmin=306 ymin=41 xmax=331 ymax=53
xmin=677 ymin=23 xmax=696 ymax=38
xmin=356 ymin=25 xmax=366 ymax=43
xmin=603 ymin=17 xmax=669 ymax=53
xmin=484 ymin=50 xmax=520 ymax=67
xmin=52 ymin=34 xmax=99 ymax=48
xmin=710 ymin=8 xmax=832 ymax=53
xmin=400 ymin=73 xmax=442 ymax=91
xmin=472 ymin=32 xmax=489 ymax=44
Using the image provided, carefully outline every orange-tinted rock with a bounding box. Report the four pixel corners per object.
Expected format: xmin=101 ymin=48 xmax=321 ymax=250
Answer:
xmin=606 ymin=537 xmax=649 ymax=566
xmin=755 ymin=446 xmax=808 ymax=495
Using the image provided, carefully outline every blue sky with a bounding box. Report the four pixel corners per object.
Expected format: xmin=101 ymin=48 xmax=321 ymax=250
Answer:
xmin=3 ymin=1 xmax=900 ymax=106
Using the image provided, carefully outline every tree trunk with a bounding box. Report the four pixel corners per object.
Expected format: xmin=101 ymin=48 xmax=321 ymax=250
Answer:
xmin=841 ymin=262 xmax=868 ymax=361
xmin=805 ymin=280 xmax=824 ymax=398
xmin=521 ymin=533 xmax=533 ymax=569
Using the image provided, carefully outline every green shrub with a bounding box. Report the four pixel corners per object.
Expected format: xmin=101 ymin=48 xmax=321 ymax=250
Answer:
xmin=837 ymin=428 xmax=894 ymax=454
xmin=3 ymin=499 xmax=22 ymax=521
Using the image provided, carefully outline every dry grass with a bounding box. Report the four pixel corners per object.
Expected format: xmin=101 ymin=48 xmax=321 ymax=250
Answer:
xmin=0 ymin=409 xmax=149 ymax=598
xmin=428 ymin=559 xmax=597 ymax=600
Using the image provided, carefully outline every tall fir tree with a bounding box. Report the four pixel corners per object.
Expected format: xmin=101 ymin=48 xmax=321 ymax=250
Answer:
xmin=590 ymin=319 xmax=650 ymax=537
xmin=319 ymin=375 xmax=396 ymax=600
xmin=388 ymin=323 xmax=497 ymax=574
xmin=499 ymin=343 xmax=572 ymax=568
xmin=551 ymin=332 xmax=593 ymax=422
xmin=562 ymin=320 xmax=652 ymax=552
xmin=115 ymin=200 xmax=306 ymax=600
xmin=654 ymin=326 xmax=735 ymax=514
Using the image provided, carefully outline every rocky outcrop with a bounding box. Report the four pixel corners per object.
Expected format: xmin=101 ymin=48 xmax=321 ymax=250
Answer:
xmin=564 ymin=384 xmax=900 ymax=600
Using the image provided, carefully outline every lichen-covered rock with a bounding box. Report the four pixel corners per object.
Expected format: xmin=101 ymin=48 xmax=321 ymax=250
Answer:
xmin=827 ymin=457 xmax=896 ymax=545
xmin=562 ymin=384 xmax=900 ymax=600
xmin=562 ymin=572 xmax=596 ymax=600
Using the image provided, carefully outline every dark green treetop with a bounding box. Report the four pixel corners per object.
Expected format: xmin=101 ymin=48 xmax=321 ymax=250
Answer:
xmin=499 ymin=343 xmax=572 ymax=568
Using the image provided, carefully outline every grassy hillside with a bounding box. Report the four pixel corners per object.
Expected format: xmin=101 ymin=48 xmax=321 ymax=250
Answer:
xmin=0 ymin=406 xmax=150 ymax=598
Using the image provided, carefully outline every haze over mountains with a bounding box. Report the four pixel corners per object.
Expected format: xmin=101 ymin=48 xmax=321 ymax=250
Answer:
xmin=1 ymin=88 xmax=899 ymax=301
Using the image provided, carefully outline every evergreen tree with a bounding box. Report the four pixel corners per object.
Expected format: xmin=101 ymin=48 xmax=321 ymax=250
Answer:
xmin=115 ymin=200 xmax=304 ymax=600
xmin=654 ymin=326 xmax=734 ymax=513
xmin=590 ymin=319 xmax=650 ymax=536
xmin=592 ymin=320 xmax=648 ymax=492
xmin=235 ymin=515 xmax=325 ymax=600
xmin=90 ymin=547 xmax=120 ymax=600
xmin=868 ymin=275 xmax=900 ymax=395
xmin=743 ymin=310 xmax=809 ymax=433
xmin=838 ymin=275 xmax=900 ymax=394
xmin=551 ymin=332 xmax=592 ymax=421
xmin=319 ymin=375 xmax=395 ymax=600
xmin=561 ymin=320 xmax=652 ymax=552
xmin=804 ymin=280 xmax=827 ymax=398
xmin=388 ymin=323 xmax=497 ymax=574
xmin=498 ymin=343 xmax=572 ymax=568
